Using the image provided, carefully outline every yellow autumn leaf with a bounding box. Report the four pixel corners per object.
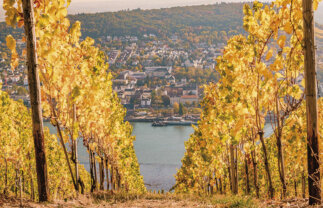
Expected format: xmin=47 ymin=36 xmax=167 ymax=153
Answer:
xmin=278 ymin=35 xmax=286 ymax=48
xmin=289 ymin=85 xmax=303 ymax=100
xmin=301 ymin=78 xmax=306 ymax=88
xmin=57 ymin=7 xmax=67 ymax=18
xmin=283 ymin=22 xmax=293 ymax=34
xmin=6 ymin=35 xmax=16 ymax=51
xmin=266 ymin=49 xmax=273 ymax=60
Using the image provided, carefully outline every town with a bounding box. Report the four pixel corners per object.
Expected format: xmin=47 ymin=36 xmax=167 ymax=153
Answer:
xmin=0 ymin=33 xmax=224 ymax=121
xmin=90 ymin=33 xmax=225 ymax=121
xmin=1 ymin=31 xmax=323 ymax=122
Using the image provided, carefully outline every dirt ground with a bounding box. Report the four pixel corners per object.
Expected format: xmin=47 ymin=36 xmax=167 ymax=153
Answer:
xmin=1 ymin=193 xmax=320 ymax=208
xmin=1 ymin=197 xmax=214 ymax=208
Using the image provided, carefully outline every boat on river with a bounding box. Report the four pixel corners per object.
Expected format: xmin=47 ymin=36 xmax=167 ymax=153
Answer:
xmin=152 ymin=121 xmax=167 ymax=127
xmin=152 ymin=120 xmax=197 ymax=127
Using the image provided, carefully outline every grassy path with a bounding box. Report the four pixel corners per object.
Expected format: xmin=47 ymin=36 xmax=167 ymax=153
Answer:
xmin=1 ymin=193 xmax=313 ymax=208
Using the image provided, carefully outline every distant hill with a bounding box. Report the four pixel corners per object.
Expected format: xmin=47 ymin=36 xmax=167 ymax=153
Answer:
xmin=0 ymin=2 xmax=247 ymax=43
xmin=68 ymin=2 xmax=246 ymax=40
xmin=0 ymin=3 xmax=322 ymax=44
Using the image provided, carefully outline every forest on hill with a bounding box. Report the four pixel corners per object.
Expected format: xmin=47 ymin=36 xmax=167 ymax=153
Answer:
xmin=0 ymin=2 xmax=247 ymax=42
xmin=2 ymin=2 xmax=323 ymax=43
xmin=68 ymin=3 xmax=247 ymax=39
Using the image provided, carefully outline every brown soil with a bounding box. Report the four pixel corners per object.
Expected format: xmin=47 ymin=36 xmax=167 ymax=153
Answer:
xmin=0 ymin=194 xmax=214 ymax=208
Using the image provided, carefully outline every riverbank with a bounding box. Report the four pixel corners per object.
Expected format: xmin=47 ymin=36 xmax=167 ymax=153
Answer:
xmin=125 ymin=115 xmax=200 ymax=123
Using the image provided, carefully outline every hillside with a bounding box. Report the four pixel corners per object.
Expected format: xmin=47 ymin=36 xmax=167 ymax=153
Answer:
xmin=68 ymin=3 xmax=246 ymax=39
xmin=2 ymin=3 xmax=323 ymax=42
xmin=0 ymin=2 xmax=247 ymax=42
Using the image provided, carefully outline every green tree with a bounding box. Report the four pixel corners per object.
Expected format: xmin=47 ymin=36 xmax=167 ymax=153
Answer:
xmin=161 ymin=95 xmax=170 ymax=107
xmin=16 ymin=86 xmax=28 ymax=96
xmin=179 ymin=103 xmax=186 ymax=116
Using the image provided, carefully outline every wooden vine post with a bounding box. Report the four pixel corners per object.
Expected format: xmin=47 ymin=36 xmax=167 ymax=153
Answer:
xmin=302 ymin=0 xmax=321 ymax=205
xmin=22 ymin=0 xmax=50 ymax=201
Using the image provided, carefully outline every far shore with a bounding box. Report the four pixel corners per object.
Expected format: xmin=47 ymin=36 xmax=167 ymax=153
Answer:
xmin=125 ymin=115 xmax=200 ymax=123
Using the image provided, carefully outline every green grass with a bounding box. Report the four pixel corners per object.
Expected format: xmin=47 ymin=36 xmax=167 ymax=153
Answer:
xmin=210 ymin=195 xmax=258 ymax=208
xmin=92 ymin=191 xmax=260 ymax=207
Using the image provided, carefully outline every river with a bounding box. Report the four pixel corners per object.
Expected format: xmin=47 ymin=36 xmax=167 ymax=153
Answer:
xmin=44 ymin=122 xmax=194 ymax=191
xmin=44 ymin=121 xmax=273 ymax=191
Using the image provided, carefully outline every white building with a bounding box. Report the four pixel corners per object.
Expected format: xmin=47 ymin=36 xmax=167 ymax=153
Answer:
xmin=144 ymin=66 xmax=172 ymax=78
xmin=170 ymin=95 xmax=199 ymax=105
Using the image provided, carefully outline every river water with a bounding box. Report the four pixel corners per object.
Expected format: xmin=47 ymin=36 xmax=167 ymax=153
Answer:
xmin=44 ymin=122 xmax=194 ymax=191
xmin=44 ymin=121 xmax=273 ymax=191
xmin=132 ymin=122 xmax=194 ymax=191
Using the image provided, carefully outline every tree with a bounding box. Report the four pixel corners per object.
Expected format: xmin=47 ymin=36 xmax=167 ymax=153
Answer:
xmin=302 ymin=0 xmax=321 ymax=205
xmin=179 ymin=103 xmax=186 ymax=116
xmin=161 ymin=95 xmax=170 ymax=107
xmin=173 ymin=102 xmax=179 ymax=114
xmin=151 ymin=91 xmax=157 ymax=105
xmin=22 ymin=0 xmax=49 ymax=201
xmin=16 ymin=86 xmax=28 ymax=96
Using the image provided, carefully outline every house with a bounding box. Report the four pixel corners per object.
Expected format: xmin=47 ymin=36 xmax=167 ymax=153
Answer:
xmin=117 ymin=91 xmax=128 ymax=105
xmin=167 ymin=76 xmax=176 ymax=84
xmin=23 ymin=76 xmax=28 ymax=86
xmin=180 ymin=78 xmax=187 ymax=84
xmin=113 ymin=79 xmax=129 ymax=85
xmin=129 ymin=77 xmax=138 ymax=85
xmin=193 ymin=59 xmax=203 ymax=69
xmin=170 ymin=96 xmax=181 ymax=105
xmin=123 ymin=88 xmax=136 ymax=104
xmin=319 ymin=83 xmax=323 ymax=98
xmin=183 ymin=85 xmax=198 ymax=96
xmin=170 ymin=95 xmax=199 ymax=105
xmin=132 ymin=61 xmax=139 ymax=66
xmin=204 ymin=63 xmax=215 ymax=70
xmin=130 ymin=72 xmax=146 ymax=80
xmin=108 ymin=50 xmax=121 ymax=64
xmin=118 ymin=71 xmax=146 ymax=80
xmin=9 ymin=75 xmax=20 ymax=83
xmin=180 ymin=95 xmax=199 ymax=105
xmin=140 ymin=97 xmax=151 ymax=107
xmin=114 ymin=84 xmax=129 ymax=92
xmin=130 ymin=36 xmax=138 ymax=42
xmin=144 ymin=66 xmax=172 ymax=78
xmin=165 ymin=86 xmax=183 ymax=97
